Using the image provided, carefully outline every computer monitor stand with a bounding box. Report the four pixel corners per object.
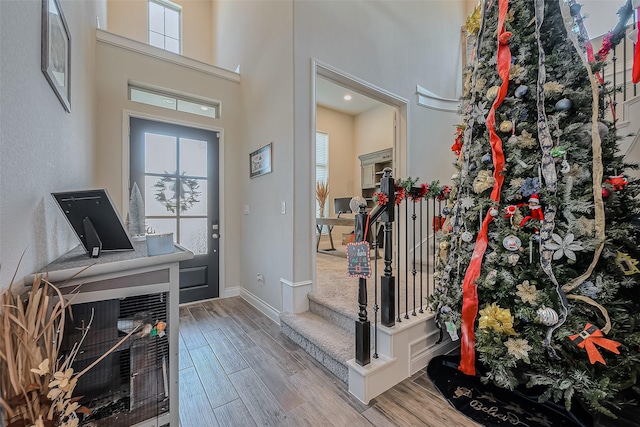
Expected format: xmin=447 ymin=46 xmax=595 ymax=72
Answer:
xmin=83 ymin=217 xmax=102 ymax=258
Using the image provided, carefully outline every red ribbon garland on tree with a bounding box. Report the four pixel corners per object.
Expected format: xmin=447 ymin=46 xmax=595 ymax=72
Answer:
xmin=459 ymin=0 xmax=511 ymax=377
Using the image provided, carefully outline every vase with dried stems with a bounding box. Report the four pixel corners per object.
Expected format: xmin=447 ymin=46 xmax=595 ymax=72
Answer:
xmin=316 ymin=181 xmax=329 ymax=218
xmin=0 ymin=272 xmax=139 ymax=427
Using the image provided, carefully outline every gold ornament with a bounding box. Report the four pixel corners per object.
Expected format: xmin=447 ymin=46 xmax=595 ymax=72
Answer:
xmin=615 ymin=251 xmax=640 ymax=276
xmin=439 ymin=241 xmax=449 ymax=261
xmin=486 ymin=86 xmax=500 ymax=102
xmin=499 ymin=121 xmax=513 ymax=133
xmin=473 ymin=170 xmax=495 ymax=194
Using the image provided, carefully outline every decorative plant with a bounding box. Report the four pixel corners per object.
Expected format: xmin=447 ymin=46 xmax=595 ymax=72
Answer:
xmin=316 ymin=181 xmax=329 ymax=217
xmin=0 ymin=274 xmax=139 ymax=427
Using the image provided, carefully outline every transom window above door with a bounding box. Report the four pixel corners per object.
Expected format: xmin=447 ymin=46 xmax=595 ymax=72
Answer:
xmin=148 ymin=0 xmax=181 ymax=54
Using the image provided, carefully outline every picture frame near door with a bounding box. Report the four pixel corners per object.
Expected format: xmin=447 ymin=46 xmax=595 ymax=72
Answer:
xmin=41 ymin=0 xmax=71 ymax=112
xmin=249 ymin=142 xmax=273 ymax=178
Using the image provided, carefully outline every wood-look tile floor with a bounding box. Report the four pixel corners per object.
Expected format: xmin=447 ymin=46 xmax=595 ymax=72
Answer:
xmin=178 ymin=296 xmax=479 ymax=427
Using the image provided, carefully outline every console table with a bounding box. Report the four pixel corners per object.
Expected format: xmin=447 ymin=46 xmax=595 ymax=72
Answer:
xmin=25 ymin=241 xmax=193 ymax=427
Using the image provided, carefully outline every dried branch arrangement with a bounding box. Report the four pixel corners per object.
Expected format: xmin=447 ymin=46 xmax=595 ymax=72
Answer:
xmin=316 ymin=181 xmax=329 ymax=217
xmin=0 ymin=276 xmax=138 ymax=427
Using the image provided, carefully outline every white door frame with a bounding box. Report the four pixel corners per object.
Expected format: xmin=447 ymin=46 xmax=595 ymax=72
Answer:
xmin=310 ymin=59 xmax=409 ymax=289
xmin=121 ymin=109 xmax=226 ymax=300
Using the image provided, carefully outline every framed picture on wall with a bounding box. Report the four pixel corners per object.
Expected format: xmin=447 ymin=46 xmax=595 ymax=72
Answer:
xmin=249 ymin=143 xmax=272 ymax=178
xmin=42 ymin=0 xmax=71 ymax=112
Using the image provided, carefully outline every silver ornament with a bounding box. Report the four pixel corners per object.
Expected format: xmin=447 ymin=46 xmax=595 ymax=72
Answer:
xmin=537 ymin=306 xmax=559 ymax=326
xmin=503 ymin=235 xmax=522 ymax=251
xmin=555 ymin=98 xmax=572 ymax=111
xmin=514 ymin=85 xmax=529 ymax=98
xmin=489 ymin=207 xmax=499 ymax=217
xmin=461 ymin=231 xmax=474 ymax=242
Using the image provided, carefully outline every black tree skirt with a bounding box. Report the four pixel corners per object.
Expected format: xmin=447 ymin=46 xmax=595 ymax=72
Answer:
xmin=427 ymin=355 xmax=593 ymax=427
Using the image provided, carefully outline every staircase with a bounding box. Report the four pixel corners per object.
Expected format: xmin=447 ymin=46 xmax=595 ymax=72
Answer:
xmin=280 ymin=172 xmax=459 ymax=403
xmin=280 ymin=292 xmax=354 ymax=382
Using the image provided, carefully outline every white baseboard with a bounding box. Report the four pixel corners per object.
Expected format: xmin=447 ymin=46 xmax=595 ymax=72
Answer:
xmin=222 ymin=286 xmax=241 ymax=298
xmin=240 ymin=288 xmax=280 ymax=325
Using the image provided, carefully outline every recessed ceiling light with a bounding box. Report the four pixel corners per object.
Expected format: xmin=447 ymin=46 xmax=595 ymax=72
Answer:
xmin=344 ymin=95 xmax=352 ymax=101
xmin=200 ymin=106 xmax=209 ymax=111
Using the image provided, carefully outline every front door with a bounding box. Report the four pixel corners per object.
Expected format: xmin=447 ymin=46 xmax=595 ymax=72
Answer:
xmin=130 ymin=117 xmax=219 ymax=303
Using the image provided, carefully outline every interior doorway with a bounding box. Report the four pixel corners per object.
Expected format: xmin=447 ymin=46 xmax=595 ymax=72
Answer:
xmin=312 ymin=61 xmax=409 ymax=287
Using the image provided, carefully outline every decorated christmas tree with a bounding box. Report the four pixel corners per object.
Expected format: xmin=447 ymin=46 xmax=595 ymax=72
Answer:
xmin=430 ymin=0 xmax=640 ymax=417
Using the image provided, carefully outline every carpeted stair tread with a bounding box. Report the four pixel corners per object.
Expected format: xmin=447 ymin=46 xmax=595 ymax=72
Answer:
xmin=308 ymin=292 xmax=355 ymax=332
xmin=280 ymin=311 xmax=353 ymax=363
xmin=280 ymin=311 xmax=354 ymax=382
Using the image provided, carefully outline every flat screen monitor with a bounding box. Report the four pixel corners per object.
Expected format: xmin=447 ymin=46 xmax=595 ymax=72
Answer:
xmin=334 ymin=197 xmax=352 ymax=215
xmin=52 ymin=189 xmax=134 ymax=255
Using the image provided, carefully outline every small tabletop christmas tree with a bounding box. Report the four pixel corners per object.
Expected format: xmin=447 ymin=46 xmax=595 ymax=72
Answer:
xmin=430 ymin=0 xmax=640 ymax=417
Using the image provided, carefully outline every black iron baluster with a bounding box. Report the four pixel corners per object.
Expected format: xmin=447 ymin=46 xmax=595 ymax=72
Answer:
xmin=396 ymin=201 xmax=402 ymax=323
xmin=623 ymin=32 xmax=628 ymax=102
xmin=632 ymin=17 xmax=640 ymax=96
xmin=419 ymin=199 xmax=424 ymax=314
xmin=355 ymin=204 xmax=370 ymax=366
xmin=432 ymin=197 xmax=437 ymax=303
xmin=425 ymin=197 xmax=430 ymax=311
xmin=373 ymin=219 xmax=379 ymax=359
xmin=380 ymin=168 xmax=395 ymax=327
xmin=612 ymin=46 xmax=617 ymax=114
xmin=411 ymin=197 xmax=417 ymax=316
xmin=404 ymin=197 xmax=409 ymax=320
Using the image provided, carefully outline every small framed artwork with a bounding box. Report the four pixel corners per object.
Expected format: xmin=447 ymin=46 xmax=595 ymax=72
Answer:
xmin=42 ymin=0 xmax=71 ymax=112
xmin=249 ymin=143 xmax=272 ymax=178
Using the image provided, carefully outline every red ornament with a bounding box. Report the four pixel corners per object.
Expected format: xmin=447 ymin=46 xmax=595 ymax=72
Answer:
xmin=605 ymin=175 xmax=628 ymax=191
xmin=602 ymin=188 xmax=611 ymax=198
xmin=451 ymin=126 xmax=464 ymax=156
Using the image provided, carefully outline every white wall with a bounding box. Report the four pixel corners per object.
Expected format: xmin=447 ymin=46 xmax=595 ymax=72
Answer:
xmin=214 ymin=0 xmax=294 ymax=310
xmin=353 ymin=104 xmax=395 ymax=189
xmin=0 ymin=0 xmax=106 ymax=287
xmin=107 ymin=0 xmax=215 ymax=64
xmin=292 ymin=1 xmax=467 ymax=282
xmin=317 ymin=106 xmax=356 ymax=211
xmin=94 ymin=33 xmax=242 ymax=297
xmin=316 ymin=106 xmax=356 ymax=238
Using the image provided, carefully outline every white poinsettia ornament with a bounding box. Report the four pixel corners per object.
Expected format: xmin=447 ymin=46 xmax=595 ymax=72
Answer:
xmin=545 ymin=232 xmax=584 ymax=261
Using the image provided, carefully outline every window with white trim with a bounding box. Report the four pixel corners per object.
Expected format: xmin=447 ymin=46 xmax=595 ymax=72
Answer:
xmin=148 ymin=0 xmax=181 ymax=54
xmin=316 ymin=131 xmax=329 ymax=220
